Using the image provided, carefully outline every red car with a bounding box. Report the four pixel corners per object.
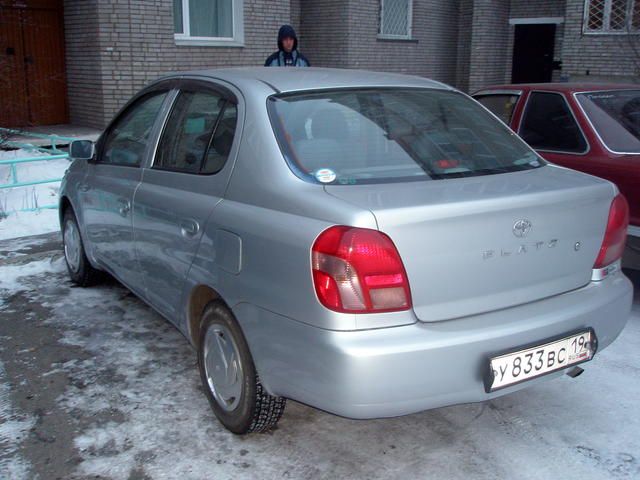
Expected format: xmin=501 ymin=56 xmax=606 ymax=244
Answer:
xmin=473 ymin=83 xmax=640 ymax=269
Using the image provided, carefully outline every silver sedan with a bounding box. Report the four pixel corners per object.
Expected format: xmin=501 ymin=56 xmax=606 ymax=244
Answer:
xmin=60 ymin=67 xmax=633 ymax=434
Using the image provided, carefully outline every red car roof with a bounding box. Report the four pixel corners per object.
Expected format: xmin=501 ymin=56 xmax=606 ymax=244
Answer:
xmin=473 ymin=83 xmax=640 ymax=95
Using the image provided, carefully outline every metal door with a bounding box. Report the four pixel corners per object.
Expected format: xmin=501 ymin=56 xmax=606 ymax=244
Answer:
xmin=79 ymin=90 xmax=170 ymax=291
xmin=511 ymin=24 xmax=556 ymax=84
xmin=0 ymin=5 xmax=29 ymax=125
xmin=0 ymin=0 xmax=68 ymax=126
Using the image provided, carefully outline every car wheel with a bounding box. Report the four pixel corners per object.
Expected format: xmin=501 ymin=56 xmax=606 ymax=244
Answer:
xmin=198 ymin=302 xmax=286 ymax=434
xmin=62 ymin=209 xmax=101 ymax=287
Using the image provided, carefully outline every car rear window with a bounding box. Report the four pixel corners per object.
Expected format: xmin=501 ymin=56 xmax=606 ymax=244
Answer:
xmin=575 ymin=90 xmax=640 ymax=153
xmin=268 ymin=88 xmax=543 ymax=185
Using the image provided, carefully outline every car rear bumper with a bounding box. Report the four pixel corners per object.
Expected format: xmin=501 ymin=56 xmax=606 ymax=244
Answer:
xmin=234 ymin=271 xmax=632 ymax=419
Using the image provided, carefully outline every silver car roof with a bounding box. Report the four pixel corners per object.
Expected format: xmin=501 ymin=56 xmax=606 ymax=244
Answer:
xmin=158 ymin=67 xmax=452 ymax=94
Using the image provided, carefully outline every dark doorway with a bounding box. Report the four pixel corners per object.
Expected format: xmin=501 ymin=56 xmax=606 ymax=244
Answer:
xmin=511 ymin=24 xmax=556 ymax=84
xmin=0 ymin=0 xmax=68 ymax=127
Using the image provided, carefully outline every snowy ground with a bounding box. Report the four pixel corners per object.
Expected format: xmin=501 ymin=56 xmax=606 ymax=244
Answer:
xmin=0 ymin=234 xmax=639 ymax=480
xmin=0 ymin=149 xmax=69 ymax=241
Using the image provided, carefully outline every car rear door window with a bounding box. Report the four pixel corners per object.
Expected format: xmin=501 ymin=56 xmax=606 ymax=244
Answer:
xmin=474 ymin=94 xmax=520 ymax=125
xmin=575 ymin=90 xmax=640 ymax=153
xmin=519 ymin=92 xmax=588 ymax=154
xmin=155 ymin=90 xmax=237 ymax=174
xmin=101 ymin=92 xmax=168 ymax=166
xmin=202 ymin=102 xmax=237 ymax=174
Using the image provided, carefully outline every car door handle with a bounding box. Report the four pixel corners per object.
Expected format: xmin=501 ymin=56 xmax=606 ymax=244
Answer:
xmin=180 ymin=219 xmax=200 ymax=237
xmin=78 ymin=183 xmax=90 ymax=192
xmin=118 ymin=199 xmax=131 ymax=217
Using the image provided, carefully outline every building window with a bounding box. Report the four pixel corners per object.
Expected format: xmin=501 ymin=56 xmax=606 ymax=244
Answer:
xmin=379 ymin=0 xmax=413 ymax=39
xmin=584 ymin=0 xmax=640 ymax=33
xmin=173 ymin=0 xmax=244 ymax=46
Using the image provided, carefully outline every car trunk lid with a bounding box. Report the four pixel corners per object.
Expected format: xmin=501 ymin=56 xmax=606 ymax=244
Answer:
xmin=324 ymin=166 xmax=615 ymax=322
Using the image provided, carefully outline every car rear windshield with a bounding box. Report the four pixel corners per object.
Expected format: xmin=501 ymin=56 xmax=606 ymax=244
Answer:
xmin=267 ymin=88 xmax=544 ymax=185
xmin=576 ymin=90 xmax=640 ymax=153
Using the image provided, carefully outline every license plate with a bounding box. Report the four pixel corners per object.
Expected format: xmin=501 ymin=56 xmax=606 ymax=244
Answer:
xmin=487 ymin=330 xmax=596 ymax=392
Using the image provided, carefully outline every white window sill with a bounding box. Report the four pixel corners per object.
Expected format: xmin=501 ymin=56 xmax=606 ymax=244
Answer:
xmin=377 ymin=34 xmax=414 ymax=41
xmin=174 ymin=35 xmax=245 ymax=47
xmin=582 ymin=29 xmax=640 ymax=35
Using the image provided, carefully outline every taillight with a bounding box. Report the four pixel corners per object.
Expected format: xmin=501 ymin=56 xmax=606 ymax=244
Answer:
xmin=593 ymin=194 xmax=629 ymax=270
xmin=311 ymin=226 xmax=412 ymax=313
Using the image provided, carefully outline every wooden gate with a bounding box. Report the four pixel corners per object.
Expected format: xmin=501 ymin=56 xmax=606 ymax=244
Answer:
xmin=0 ymin=0 xmax=68 ymax=127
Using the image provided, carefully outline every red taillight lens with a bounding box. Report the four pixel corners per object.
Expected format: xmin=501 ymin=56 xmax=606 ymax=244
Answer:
xmin=594 ymin=194 xmax=629 ymax=269
xmin=311 ymin=226 xmax=412 ymax=313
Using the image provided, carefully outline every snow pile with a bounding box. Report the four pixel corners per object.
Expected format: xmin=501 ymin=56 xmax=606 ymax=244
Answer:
xmin=0 ymin=148 xmax=69 ymax=241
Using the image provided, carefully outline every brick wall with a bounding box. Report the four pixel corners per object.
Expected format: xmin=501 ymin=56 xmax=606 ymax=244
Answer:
xmin=299 ymin=1 xmax=350 ymax=68
xmin=63 ymin=0 xmax=638 ymax=128
xmin=561 ymin=0 xmax=640 ymax=83
xmin=467 ymin=0 xmax=510 ymax=92
xmin=456 ymin=0 xmax=473 ymax=91
xmin=510 ymin=0 xmax=566 ymax=18
xmin=63 ymin=0 xmax=105 ymax=128
xmin=465 ymin=0 xmax=570 ymax=91
xmin=301 ymin=1 xmax=459 ymax=87
xmin=65 ymin=0 xmax=294 ymax=127
xmin=290 ymin=0 xmax=301 ymax=35
xmin=348 ymin=0 xmax=459 ymax=85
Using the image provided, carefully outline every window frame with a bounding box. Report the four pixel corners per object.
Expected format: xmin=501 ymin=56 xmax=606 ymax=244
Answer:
xmin=517 ymin=90 xmax=591 ymax=156
xmin=150 ymin=80 xmax=239 ymax=176
xmin=96 ymin=87 xmax=174 ymax=168
xmin=378 ymin=0 xmax=413 ymax=40
xmin=173 ymin=0 xmax=245 ymax=47
xmin=583 ymin=0 xmax=640 ymax=35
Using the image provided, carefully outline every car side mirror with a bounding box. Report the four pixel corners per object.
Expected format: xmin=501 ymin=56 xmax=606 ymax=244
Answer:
xmin=69 ymin=140 xmax=95 ymax=161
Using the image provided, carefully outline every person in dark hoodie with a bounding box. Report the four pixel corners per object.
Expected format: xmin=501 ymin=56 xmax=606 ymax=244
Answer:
xmin=264 ymin=25 xmax=310 ymax=67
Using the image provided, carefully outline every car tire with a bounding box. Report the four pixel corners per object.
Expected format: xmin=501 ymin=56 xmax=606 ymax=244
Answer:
xmin=62 ymin=209 xmax=101 ymax=287
xmin=198 ymin=301 xmax=286 ymax=434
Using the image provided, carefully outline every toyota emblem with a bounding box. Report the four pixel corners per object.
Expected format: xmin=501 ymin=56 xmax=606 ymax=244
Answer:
xmin=513 ymin=219 xmax=532 ymax=238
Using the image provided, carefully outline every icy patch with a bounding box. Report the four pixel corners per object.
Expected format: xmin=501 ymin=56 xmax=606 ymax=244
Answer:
xmin=0 ymin=232 xmax=59 ymax=259
xmin=1 ymin=249 xmax=639 ymax=479
xmin=0 ymin=257 xmax=65 ymax=296
xmin=0 ymin=361 xmax=35 ymax=480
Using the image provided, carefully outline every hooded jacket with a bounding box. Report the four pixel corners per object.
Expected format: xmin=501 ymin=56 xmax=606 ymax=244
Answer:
xmin=264 ymin=25 xmax=310 ymax=67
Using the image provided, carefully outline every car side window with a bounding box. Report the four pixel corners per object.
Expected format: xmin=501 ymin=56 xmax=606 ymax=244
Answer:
xmin=154 ymin=90 xmax=236 ymax=174
xmin=101 ymin=92 xmax=168 ymax=166
xmin=475 ymin=94 xmax=520 ymax=125
xmin=202 ymin=102 xmax=238 ymax=174
xmin=520 ymin=92 xmax=588 ymax=154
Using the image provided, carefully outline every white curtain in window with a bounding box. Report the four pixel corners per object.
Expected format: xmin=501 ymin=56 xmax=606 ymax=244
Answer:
xmin=189 ymin=0 xmax=233 ymax=38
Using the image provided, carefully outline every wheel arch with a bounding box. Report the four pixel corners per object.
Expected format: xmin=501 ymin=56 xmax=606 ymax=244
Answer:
xmin=186 ymin=284 xmax=229 ymax=347
xmin=59 ymin=195 xmax=73 ymax=226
